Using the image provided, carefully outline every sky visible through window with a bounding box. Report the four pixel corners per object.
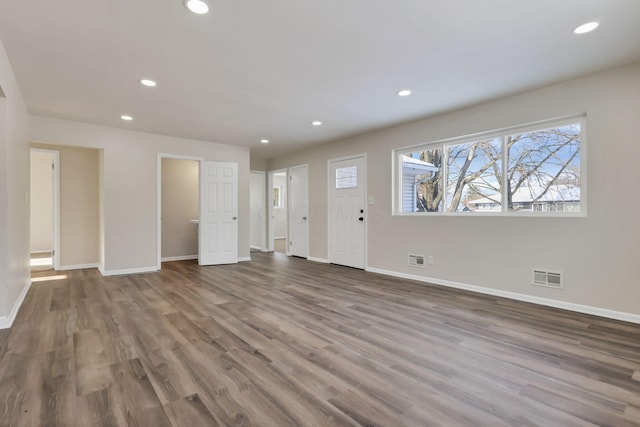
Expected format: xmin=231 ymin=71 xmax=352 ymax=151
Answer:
xmin=400 ymin=122 xmax=582 ymax=214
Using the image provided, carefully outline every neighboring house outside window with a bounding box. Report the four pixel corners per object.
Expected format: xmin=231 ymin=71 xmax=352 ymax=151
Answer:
xmin=394 ymin=116 xmax=584 ymax=216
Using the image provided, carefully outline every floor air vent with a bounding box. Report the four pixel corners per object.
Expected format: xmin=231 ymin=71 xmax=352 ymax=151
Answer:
xmin=408 ymin=254 xmax=425 ymax=268
xmin=532 ymin=269 xmax=563 ymax=289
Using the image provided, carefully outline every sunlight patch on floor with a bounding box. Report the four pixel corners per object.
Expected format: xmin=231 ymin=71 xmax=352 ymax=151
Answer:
xmin=30 ymin=257 xmax=53 ymax=267
xmin=32 ymin=274 xmax=68 ymax=283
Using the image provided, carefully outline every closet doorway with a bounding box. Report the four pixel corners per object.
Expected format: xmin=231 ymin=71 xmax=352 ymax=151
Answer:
xmin=158 ymin=156 xmax=201 ymax=267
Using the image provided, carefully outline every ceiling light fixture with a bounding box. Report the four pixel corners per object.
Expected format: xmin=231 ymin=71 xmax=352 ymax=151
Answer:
xmin=184 ymin=0 xmax=209 ymax=14
xmin=121 ymin=115 xmax=133 ymax=121
xmin=260 ymin=139 xmax=269 ymax=144
xmin=140 ymin=79 xmax=157 ymax=87
xmin=397 ymin=89 xmax=412 ymax=97
xmin=311 ymin=121 xmax=323 ymax=126
xmin=574 ymin=22 xmax=599 ymax=34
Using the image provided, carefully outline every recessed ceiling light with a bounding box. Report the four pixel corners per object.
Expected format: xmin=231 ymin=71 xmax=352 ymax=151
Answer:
xmin=260 ymin=139 xmax=269 ymax=144
xmin=140 ymin=79 xmax=157 ymax=87
xmin=121 ymin=115 xmax=133 ymax=121
xmin=184 ymin=0 xmax=209 ymax=14
xmin=311 ymin=121 xmax=323 ymax=126
xmin=397 ymin=89 xmax=412 ymax=97
xmin=574 ymin=22 xmax=599 ymax=34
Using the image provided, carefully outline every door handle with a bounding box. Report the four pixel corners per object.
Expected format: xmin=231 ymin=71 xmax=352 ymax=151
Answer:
xmin=233 ymin=217 xmax=237 ymax=220
xmin=302 ymin=216 xmax=307 ymax=220
xmin=358 ymin=217 xmax=364 ymax=221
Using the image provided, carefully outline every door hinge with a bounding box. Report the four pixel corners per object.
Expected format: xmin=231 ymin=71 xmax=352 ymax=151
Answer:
xmin=52 ymin=163 xmax=55 ymax=170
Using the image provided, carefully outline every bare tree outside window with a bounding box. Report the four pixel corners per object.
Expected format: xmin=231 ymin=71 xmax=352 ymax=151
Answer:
xmin=398 ymin=121 xmax=582 ymax=214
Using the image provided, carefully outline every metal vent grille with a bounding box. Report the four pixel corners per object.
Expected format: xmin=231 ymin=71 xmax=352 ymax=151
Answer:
xmin=408 ymin=254 xmax=425 ymax=268
xmin=532 ymin=269 xmax=563 ymax=289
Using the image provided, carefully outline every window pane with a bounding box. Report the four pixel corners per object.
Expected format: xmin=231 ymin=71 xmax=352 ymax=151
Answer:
xmin=273 ymin=187 xmax=281 ymax=208
xmin=336 ymin=166 xmax=357 ymax=189
xmin=446 ymin=138 xmax=502 ymax=212
xmin=506 ymin=124 xmax=581 ymax=212
xmin=400 ymin=149 xmax=443 ymax=212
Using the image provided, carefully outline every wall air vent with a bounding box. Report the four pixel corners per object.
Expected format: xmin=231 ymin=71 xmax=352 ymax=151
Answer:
xmin=532 ymin=269 xmax=563 ymax=289
xmin=408 ymin=254 xmax=425 ymax=268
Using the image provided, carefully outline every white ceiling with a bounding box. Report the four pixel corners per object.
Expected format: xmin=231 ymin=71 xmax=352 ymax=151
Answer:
xmin=1 ymin=0 xmax=639 ymax=159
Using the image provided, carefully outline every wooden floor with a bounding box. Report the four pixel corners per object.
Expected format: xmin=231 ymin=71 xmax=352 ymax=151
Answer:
xmin=1 ymin=252 xmax=639 ymax=426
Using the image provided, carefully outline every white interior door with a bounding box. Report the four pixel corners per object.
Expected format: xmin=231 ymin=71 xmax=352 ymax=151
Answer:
xmin=329 ymin=156 xmax=366 ymax=269
xmin=288 ymin=165 xmax=308 ymax=258
xmin=199 ymin=161 xmax=238 ymax=265
xmin=30 ymin=148 xmax=60 ymax=271
xmin=250 ymin=171 xmax=265 ymax=250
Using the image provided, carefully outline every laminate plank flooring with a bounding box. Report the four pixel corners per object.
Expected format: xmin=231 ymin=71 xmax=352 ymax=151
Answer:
xmin=0 ymin=253 xmax=639 ymax=426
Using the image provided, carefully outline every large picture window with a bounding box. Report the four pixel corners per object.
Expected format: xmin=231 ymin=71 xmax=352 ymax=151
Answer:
xmin=394 ymin=117 xmax=584 ymax=216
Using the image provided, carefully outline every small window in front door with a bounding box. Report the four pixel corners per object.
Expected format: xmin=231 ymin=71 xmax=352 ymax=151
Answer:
xmin=336 ymin=166 xmax=357 ymax=189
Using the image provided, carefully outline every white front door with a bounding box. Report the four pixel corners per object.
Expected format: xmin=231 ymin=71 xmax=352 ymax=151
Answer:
xmin=288 ymin=165 xmax=308 ymax=258
xmin=329 ymin=156 xmax=366 ymax=269
xmin=199 ymin=161 xmax=238 ymax=265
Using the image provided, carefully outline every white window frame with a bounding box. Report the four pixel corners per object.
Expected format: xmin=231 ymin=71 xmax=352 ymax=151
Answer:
xmin=392 ymin=115 xmax=587 ymax=217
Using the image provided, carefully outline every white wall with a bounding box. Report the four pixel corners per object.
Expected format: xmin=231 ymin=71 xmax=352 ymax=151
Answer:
xmin=30 ymin=116 xmax=251 ymax=274
xmin=0 ymin=82 xmax=6 ymax=319
xmin=29 ymin=150 xmax=53 ymax=252
xmin=273 ymin=174 xmax=287 ymax=238
xmin=250 ymin=156 xmax=268 ymax=171
xmin=269 ymin=61 xmax=640 ymax=319
xmin=161 ymin=158 xmax=199 ymax=259
xmin=0 ymin=38 xmax=30 ymax=326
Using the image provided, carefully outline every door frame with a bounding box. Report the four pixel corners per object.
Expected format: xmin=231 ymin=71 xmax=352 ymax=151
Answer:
xmin=30 ymin=148 xmax=61 ymax=270
xmin=327 ymin=153 xmax=367 ymax=269
xmin=250 ymin=170 xmax=266 ymax=251
xmin=156 ymin=153 xmax=204 ymax=270
xmin=266 ymin=169 xmax=287 ymax=252
xmin=287 ymin=164 xmax=309 ymax=258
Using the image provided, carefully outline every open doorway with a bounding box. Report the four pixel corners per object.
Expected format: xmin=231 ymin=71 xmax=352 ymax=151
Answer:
xmin=268 ymin=170 xmax=288 ymax=254
xmin=30 ymin=148 xmax=59 ymax=272
xmin=158 ymin=156 xmax=200 ymax=267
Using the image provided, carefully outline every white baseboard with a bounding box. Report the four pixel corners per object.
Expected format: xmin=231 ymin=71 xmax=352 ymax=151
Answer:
xmin=161 ymin=255 xmax=198 ymax=262
xmin=274 ymin=236 xmax=286 ymax=240
xmin=59 ymin=263 xmax=99 ymax=271
xmin=99 ymin=266 xmax=159 ymax=276
xmin=238 ymin=257 xmax=251 ymax=262
xmin=365 ymin=267 xmax=640 ymax=325
xmin=30 ymin=250 xmax=53 ymax=254
xmin=250 ymin=246 xmax=262 ymax=251
xmin=308 ymin=257 xmax=329 ymax=264
xmin=0 ymin=279 xmax=32 ymax=329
